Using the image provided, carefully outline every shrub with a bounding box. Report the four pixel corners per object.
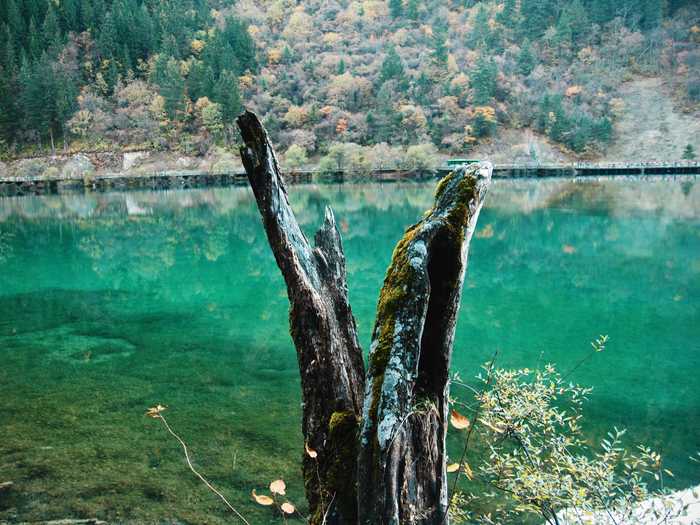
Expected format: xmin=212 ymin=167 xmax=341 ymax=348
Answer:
xmin=283 ymin=144 xmax=308 ymax=169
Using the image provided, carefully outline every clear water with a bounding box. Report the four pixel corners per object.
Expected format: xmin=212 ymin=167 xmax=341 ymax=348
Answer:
xmin=0 ymin=177 xmax=698 ymax=523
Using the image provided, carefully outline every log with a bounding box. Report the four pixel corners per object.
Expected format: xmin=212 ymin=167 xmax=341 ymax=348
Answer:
xmin=237 ymin=111 xmax=366 ymax=524
xmin=237 ymin=110 xmax=492 ymax=524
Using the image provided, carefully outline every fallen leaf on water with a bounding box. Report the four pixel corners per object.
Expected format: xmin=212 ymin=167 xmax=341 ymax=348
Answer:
xmin=562 ymin=244 xmax=576 ymax=254
xmin=270 ymin=479 xmax=286 ymax=495
xmin=305 ymin=442 xmax=318 ymax=458
xmin=447 ymin=463 xmax=460 ymax=473
xmin=146 ymin=405 xmax=167 ymax=418
xmin=252 ymin=490 xmax=274 ymax=506
xmin=476 ymin=223 xmax=494 ymax=239
xmin=281 ymin=502 xmax=295 ymax=514
xmin=450 ymin=409 xmax=470 ymax=430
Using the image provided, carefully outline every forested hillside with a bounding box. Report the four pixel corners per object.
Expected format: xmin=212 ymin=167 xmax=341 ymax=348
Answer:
xmin=0 ymin=0 xmax=698 ymax=166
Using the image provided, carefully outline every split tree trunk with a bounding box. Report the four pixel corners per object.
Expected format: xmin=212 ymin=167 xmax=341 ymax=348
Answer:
xmin=237 ymin=111 xmax=492 ymax=524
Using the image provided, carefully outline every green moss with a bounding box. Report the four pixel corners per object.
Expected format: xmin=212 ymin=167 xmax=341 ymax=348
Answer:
xmin=434 ymin=170 xmax=457 ymax=201
xmin=367 ymin=224 xmax=420 ymax=427
xmin=305 ymin=410 xmax=359 ymax=525
xmin=366 ymin=171 xmax=478 ymax=429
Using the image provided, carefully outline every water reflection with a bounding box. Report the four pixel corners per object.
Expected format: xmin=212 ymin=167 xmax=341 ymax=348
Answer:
xmin=0 ymin=177 xmax=698 ymax=523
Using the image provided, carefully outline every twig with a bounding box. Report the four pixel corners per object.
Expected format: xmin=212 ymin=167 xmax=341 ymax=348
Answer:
xmin=321 ymin=492 xmax=336 ymax=525
xmin=444 ymin=350 xmax=498 ymax=524
xmin=154 ymin=413 xmax=251 ymax=525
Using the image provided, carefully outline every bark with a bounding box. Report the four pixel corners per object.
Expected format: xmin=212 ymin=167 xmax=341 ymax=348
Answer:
xmin=236 ymin=110 xmax=492 ymax=525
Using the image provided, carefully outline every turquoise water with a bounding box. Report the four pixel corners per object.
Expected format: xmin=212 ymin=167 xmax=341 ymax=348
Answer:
xmin=0 ymin=177 xmax=698 ymax=523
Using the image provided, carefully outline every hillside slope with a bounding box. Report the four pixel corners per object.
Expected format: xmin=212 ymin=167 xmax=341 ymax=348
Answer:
xmin=601 ymin=78 xmax=700 ymax=162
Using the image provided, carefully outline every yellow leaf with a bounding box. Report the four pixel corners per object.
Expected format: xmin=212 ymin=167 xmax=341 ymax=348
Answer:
xmin=450 ymin=410 xmax=470 ymax=430
xmin=281 ymin=502 xmax=295 ymax=514
xmin=146 ymin=405 xmax=167 ymax=418
xmin=305 ymin=442 xmax=318 ymax=458
xmin=252 ymin=490 xmax=274 ymax=506
xmin=562 ymin=244 xmax=576 ymax=254
xmin=463 ymin=462 xmax=474 ymax=480
xmin=481 ymin=419 xmax=505 ymax=434
xmin=447 ymin=463 xmax=460 ymax=473
xmin=270 ymin=479 xmax=286 ymax=495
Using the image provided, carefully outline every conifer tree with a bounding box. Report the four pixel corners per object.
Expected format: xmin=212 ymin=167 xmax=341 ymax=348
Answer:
xmin=98 ymin=12 xmax=118 ymax=60
xmin=496 ymin=0 xmax=517 ymax=29
xmin=520 ymin=0 xmax=556 ymax=39
xmin=152 ymin=55 xmax=186 ymax=120
xmin=42 ymin=5 xmax=62 ymax=51
xmin=213 ymin=69 xmax=241 ymax=123
xmin=469 ymin=4 xmax=491 ymax=48
xmin=641 ymin=0 xmax=667 ymax=29
xmin=80 ymin=0 xmax=95 ymax=31
xmin=389 ymin=0 xmax=403 ymax=19
xmin=471 ymin=55 xmax=497 ymax=104
xmin=27 ymin=18 xmax=42 ymax=60
xmin=5 ymin=0 xmax=25 ymax=53
xmin=380 ymin=45 xmax=405 ymax=84
xmin=517 ymin=40 xmax=536 ymax=75
xmin=406 ymin=0 xmax=419 ymax=20
xmin=431 ymin=20 xmax=449 ymax=69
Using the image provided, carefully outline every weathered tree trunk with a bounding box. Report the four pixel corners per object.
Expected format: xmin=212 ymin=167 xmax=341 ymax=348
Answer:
xmin=237 ymin=111 xmax=492 ymax=524
xmin=237 ymin=111 xmax=366 ymax=524
xmin=357 ymin=167 xmax=491 ymax=524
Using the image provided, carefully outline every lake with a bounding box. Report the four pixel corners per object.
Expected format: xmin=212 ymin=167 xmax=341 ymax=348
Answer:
xmin=0 ymin=176 xmax=698 ymax=523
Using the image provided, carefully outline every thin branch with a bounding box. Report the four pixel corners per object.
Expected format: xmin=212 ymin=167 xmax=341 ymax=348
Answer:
xmin=444 ymin=351 xmax=498 ymax=524
xmin=154 ymin=414 xmax=251 ymax=525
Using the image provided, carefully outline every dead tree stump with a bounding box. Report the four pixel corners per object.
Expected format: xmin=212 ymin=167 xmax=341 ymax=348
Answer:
xmin=237 ymin=110 xmax=491 ymax=524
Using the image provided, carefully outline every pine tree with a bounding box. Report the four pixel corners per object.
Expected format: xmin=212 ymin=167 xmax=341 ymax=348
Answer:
xmin=431 ymin=20 xmax=449 ymax=69
xmin=471 ymin=55 xmax=497 ymax=104
xmin=52 ymin=64 xmax=78 ymax=139
xmin=682 ymin=144 xmax=696 ymax=160
xmin=389 ymin=0 xmax=403 ymax=19
xmin=152 ymin=55 xmax=186 ymax=120
xmin=589 ymin=0 xmax=614 ymax=25
xmin=641 ymin=0 xmax=667 ymax=30
xmin=519 ymin=0 xmax=556 ymax=39
xmin=380 ymin=45 xmax=405 ymax=83
xmin=28 ymin=18 xmax=42 ymax=60
xmin=469 ymin=4 xmax=491 ymax=48
xmin=213 ymin=69 xmax=241 ymax=122
xmin=5 ymin=0 xmax=25 ymax=53
xmin=406 ymin=0 xmax=419 ymax=20
xmin=187 ymin=60 xmax=215 ymax=101
xmin=0 ymin=38 xmax=19 ymax=143
xmin=517 ymin=40 xmax=536 ymax=75
xmin=60 ymin=0 xmax=80 ymax=32
xmin=555 ymin=0 xmax=588 ymax=54
xmin=42 ymin=5 xmax=62 ymax=51
xmin=97 ymin=12 xmax=118 ymax=60
xmin=496 ymin=0 xmax=517 ymax=29
xmin=80 ymin=0 xmax=96 ymax=30
xmin=19 ymin=54 xmax=53 ymax=144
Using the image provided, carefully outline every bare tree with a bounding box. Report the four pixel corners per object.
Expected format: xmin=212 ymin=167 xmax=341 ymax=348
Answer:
xmin=237 ymin=111 xmax=492 ymax=524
